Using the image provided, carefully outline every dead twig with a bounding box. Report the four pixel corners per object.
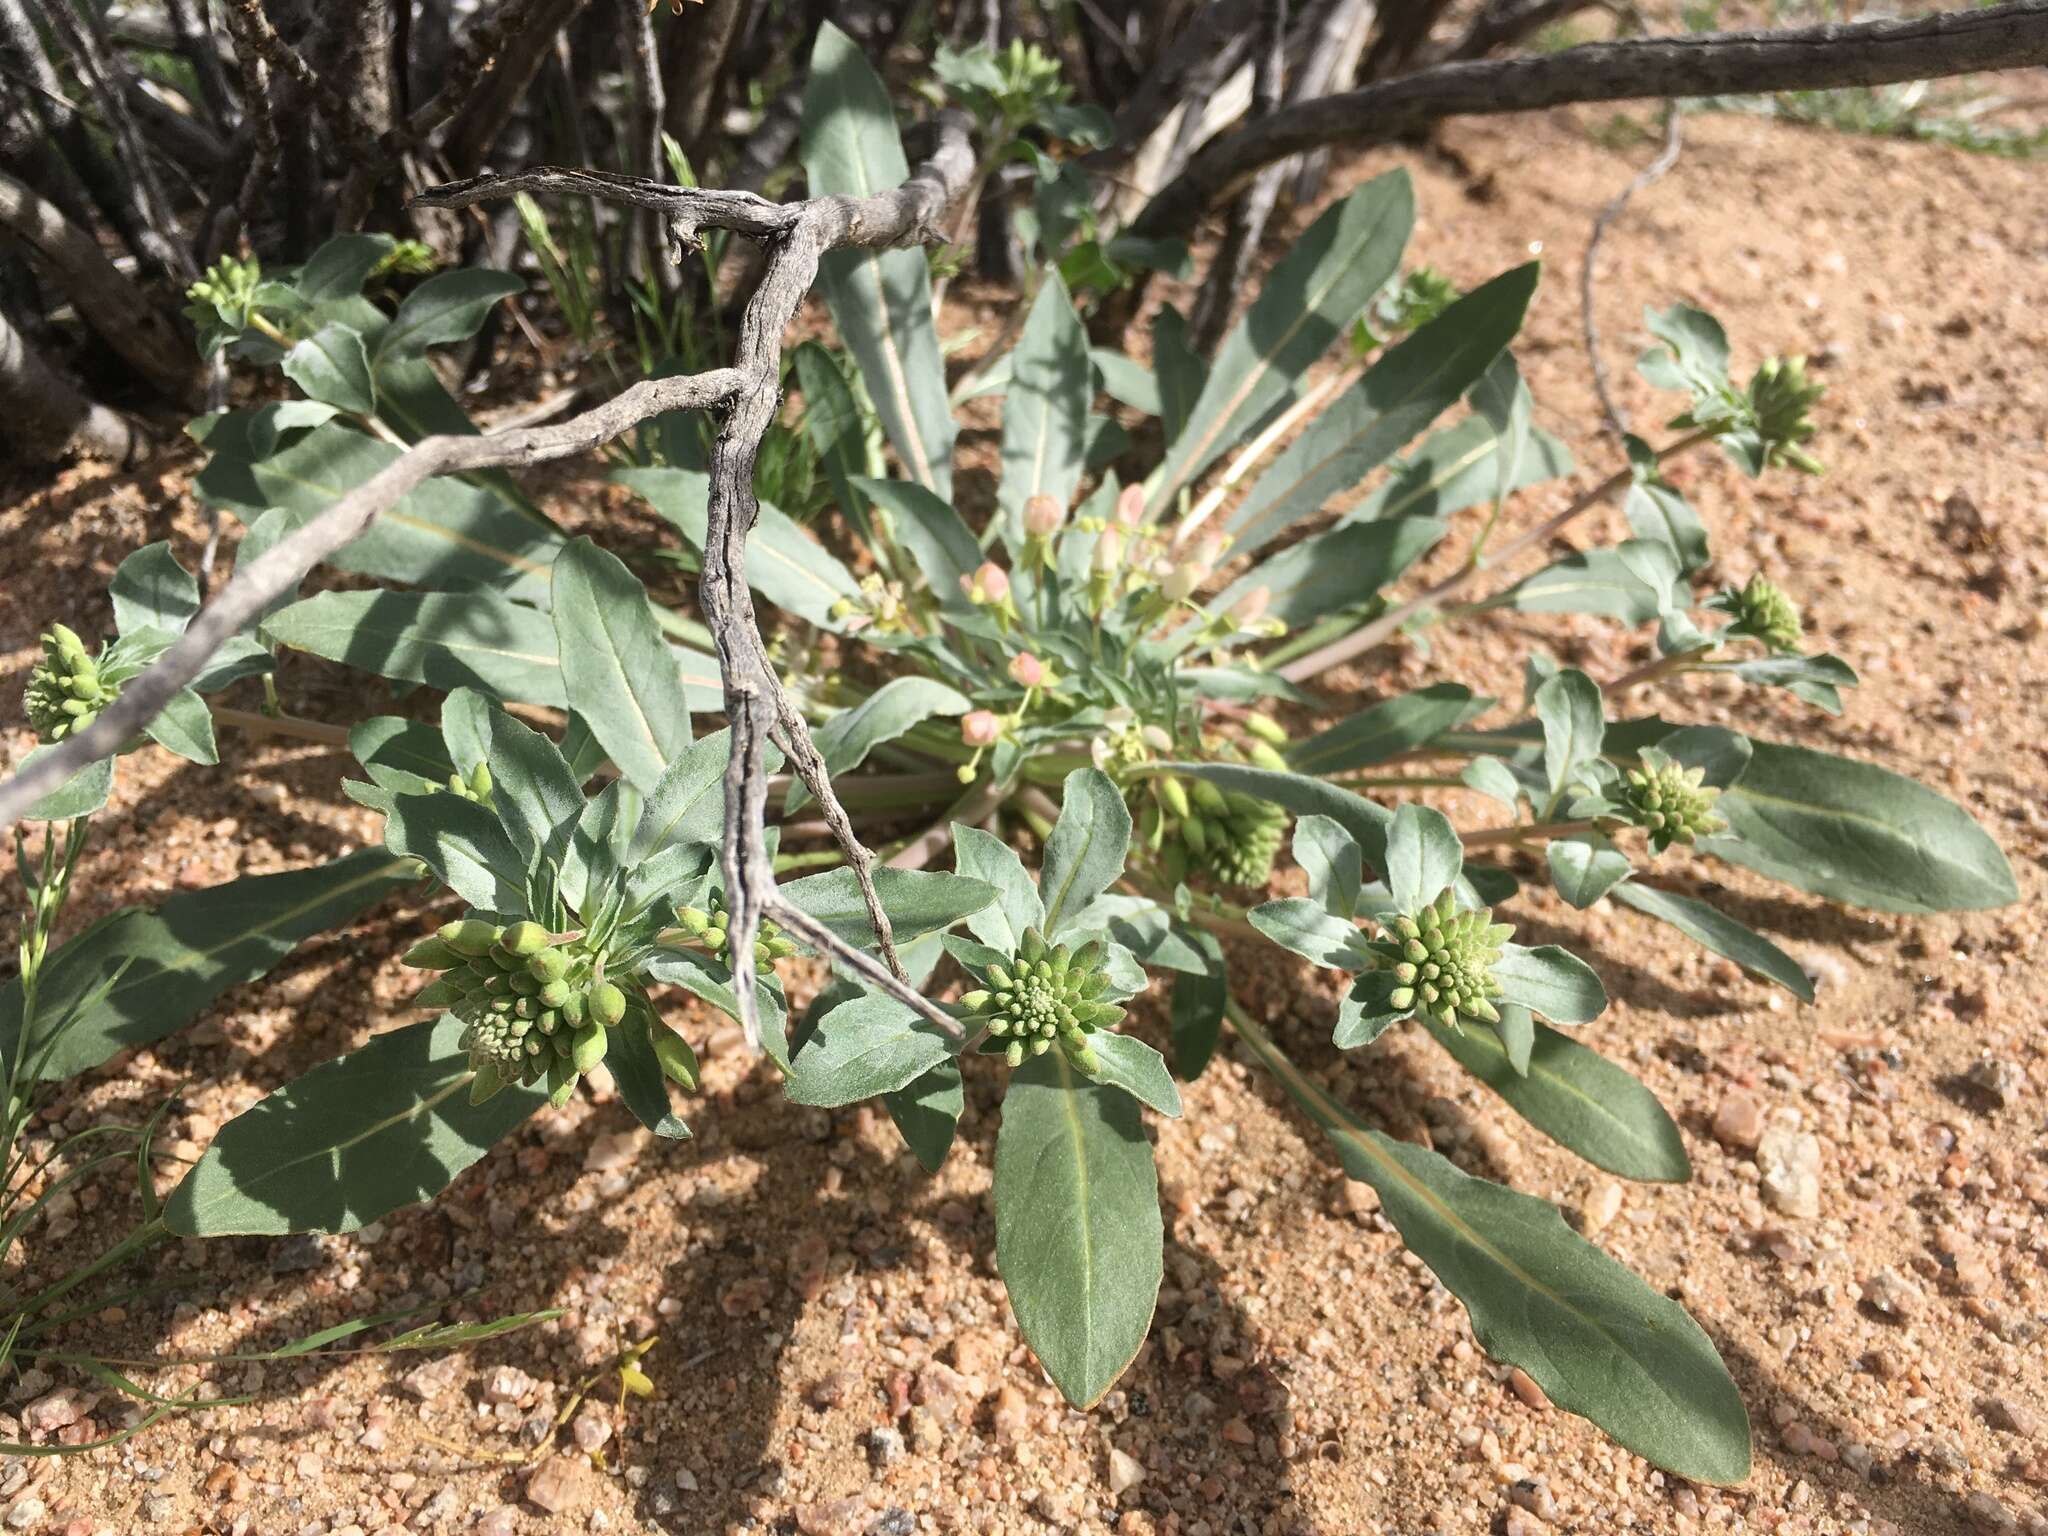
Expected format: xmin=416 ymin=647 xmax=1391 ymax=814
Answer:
xmin=0 ymin=113 xmax=980 ymax=1062
xmin=1580 ymin=102 xmax=1683 ymax=438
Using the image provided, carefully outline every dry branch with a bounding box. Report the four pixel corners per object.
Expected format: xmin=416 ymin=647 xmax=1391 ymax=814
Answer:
xmin=0 ymin=112 xmax=978 ymax=1053
xmin=1127 ymin=1 xmax=2048 ymax=239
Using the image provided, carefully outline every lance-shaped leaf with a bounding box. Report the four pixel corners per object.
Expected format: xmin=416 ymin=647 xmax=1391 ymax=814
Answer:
xmin=1149 ymin=171 xmax=1414 ymax=512
xmin=1292 ymin=815 xmax=1363 ymax=918
xmin=793 ymin=340 xmax=876 ymax=544
xmin=608 ymin=1003 xmax=691 ymax=1140
xmin=1625 ymin=478 xmax=1709 ymax=573
xmin=167 ymin=1013 xmax=542 ymax=1236
xmin=1169 ymin=929 xmax=1227 ymax=1080
xmin=552 ymin=537 xmax=692 ymax=793
xmin=0 ymin=851 xmax=411 ymax=1081
xmin=786 ymin=992 xmax=957 ymax=1107
xmin=1249 ymin=898 xmax=1368 ymax=970
xmin=1705 ymin=738 xmax=2016 ymax=913
xmin=440 ymin=689 xmax=583 ymax=866
xmin=1609 ymin=881 xmax=1814 ymax=1000
xmin=994 ymin=1050 xmax=1163 ymax=1408
xmin=143 ymin=688 xmax=219 ymax=765
xmin=1382 ymin=803 xmax=1463 ymax=915
xmin=803 ymin=22 xmax=955 ymax=497
xmin=265 ymin=588 xmax=565 ymax=705
xmin=1534 ymin=668 xmax=1605 ymax=799
xmin=382 ymin=792 xmax=527 ymax=914
xmin=1345 ymin=412 xmax=1573 ymax=526
xmin=1494 ymin=943 xmax=1607 ymax=1025
xmin=632 ymin=728 xmax=740 ymax=859
xmin=1288 ymin=683 xmax=1489 ymax=776
xmin=199 ymin=422 xmax=560 ymax=601
xmin=1039 ymin=768 xmax=1132 ymax=934
xmin=1083 ymin=1032 xmax=1183 ymax=1118
xmin=283 ymin=322 xmax=376 ymax=414
xmin=1208 ymin=515 xmax=1444 ymax=631
xmin=998 ymin=271 xmax=1090 ymax=548
xmin=1225 ymin=264 xmax=1538 ymax=553
xmin=854 ymin=477 xmax=979 ymax=607
xmin=953 ymin=825 xmax=1045 ymax=952
xmin=1423 ymin=1016 xmax=1690 ymax=1181
xmin=1232 ymin=1006 xmax=1749 ymax=1485
xmin=777 ymin=868 xmax=996 ymax=948
xmin=14 ymin=749 xmax=114 ymax=822
xmin=1498 ymin=546 xmax=1673 ymax=626
xmin=619 ymin=467 xmax=859 ymax=631
xmin=376 ymin=269 xmax=524 ymax=358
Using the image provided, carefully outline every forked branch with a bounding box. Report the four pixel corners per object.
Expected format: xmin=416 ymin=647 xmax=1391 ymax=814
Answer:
xmin=0 ymin=117 xmax=980 ymax=1057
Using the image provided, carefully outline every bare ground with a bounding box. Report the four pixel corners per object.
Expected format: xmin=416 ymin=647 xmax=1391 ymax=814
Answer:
xmin=2 ymin=104 xmax=2045 ymax=1536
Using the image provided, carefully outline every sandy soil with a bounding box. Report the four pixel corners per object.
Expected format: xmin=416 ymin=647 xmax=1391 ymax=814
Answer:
xmin=2 ymin=103 xmax=2045 ymax=1536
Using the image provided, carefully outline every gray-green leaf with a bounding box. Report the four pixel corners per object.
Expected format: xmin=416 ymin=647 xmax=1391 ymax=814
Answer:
xmin=167 ymin=1013 xmax=541 ymax=1235
xmin=551 ymin=538 xmax=692 ymax=793
xmin=994 ymin=1050 xmax=1162 ymax=1408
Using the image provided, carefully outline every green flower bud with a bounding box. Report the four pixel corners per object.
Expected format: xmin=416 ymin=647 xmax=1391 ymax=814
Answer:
xmin=501 ymin=921 xmax=550 ymax=957
xmin=402 ymin=936 xmax=465 ymax=970
xmin=1746 ymin=354 xmax=1825 ymax=474
xmin=572 ymin=1022 xmax=609 ymax=1072
xmin=1157 ymin=777 xmax=1191 ymax=819
xmin=508 ymin=969 xmax=542 ymax=997
xmin=589 ymin=982 xmax=628 ymax=1027
xmin=537 ymin=977 xmax=572 ymax=1009
xmin=1243 ymin=712 xmax=1287 ymax=746
xmin=558 ymin=989 xmax=588 ymax=1027
xmin=974 ymin=927 xmax=1124 ymax=1076
xmin=527 ymin=947 xmax=568 ymax=983
xmin=652 ymin=1029 xmax=699 ymax=1089
xmin=1620 ymin=749 xmax=1727 ymax=852
xmin=440 ymin=918 xmax=502 ymax=956
xmin=1189 ymin=779 xmax=1227 ymax=815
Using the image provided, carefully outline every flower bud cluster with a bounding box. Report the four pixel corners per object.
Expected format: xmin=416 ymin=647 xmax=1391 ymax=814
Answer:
xmin=958 ymin=926 xmax=1123 ymax=1072
xmin=444 ymin=761 xmax=495 ymax=810
xmin=1745 ymin=355 xmax=1824 ymax=474
xmin=830 ymin=573 xmax=916 ymax=637
xmin=1361 ymin=890 xmax=1511 ymax=1030
xmin=1146 ymin=773 xmax=1289 ymax=889
xmin=23 ymin=625 xmax=118 ymax=744
xmin=1619 ymin=752 xmax=1726 ymax=852
xmin=672 ymin=896 xmax=798 ymax=967
xmin=1718 ymin=572 xmax=1802 ymax=653
xmin=405 ymin=917 xmax=624 ymax=1084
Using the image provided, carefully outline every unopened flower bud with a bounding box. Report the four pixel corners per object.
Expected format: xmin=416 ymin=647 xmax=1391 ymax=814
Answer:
xmin=1114 ymin=483 xmax=1145 ymax=529
xmin=1244 ymin=711 xmax=1287 ymax=746
xmin=961 ymin=710 xmax=1002 ymax=748
xmin=1008 ymin=652 xmax=1047 ymax=688
xmin=1092 ymin=526 xmax=1124 ymax=575
xmin=1023 ymin=493 xmax=1064 ymax=539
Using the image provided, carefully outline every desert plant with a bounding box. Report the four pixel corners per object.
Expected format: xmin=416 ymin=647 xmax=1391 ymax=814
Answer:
xmin=0 ymin=21 xmax=2020 ymax=1493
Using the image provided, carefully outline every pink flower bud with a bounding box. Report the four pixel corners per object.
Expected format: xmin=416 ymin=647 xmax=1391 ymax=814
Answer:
xmin=1008 ymin=652 xmax=1046 ymax=688
xmin=1114 ymin=483 xmax=1146 ymax=529
xmin=1092 ymin=526 xmax=1124 ymax=575
xmin=961 ymin=710 xmax=1002 ymax=747
xmin=1023 ymin=493 xmax=1064 ymax=539
xmin=972 ymin=562 xmax=1009 ymax=603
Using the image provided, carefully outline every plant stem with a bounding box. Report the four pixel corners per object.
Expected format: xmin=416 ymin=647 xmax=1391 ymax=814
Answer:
xmin=209 ymin=703 xmax=351 ymax=746
xmin=1276 ymin=427 xmax=1715 ymax=683
xmin=1606 ymin=644 xmax=1711 ymax=694
xmin=1460 ymin=818 xmax=1594 ymax=850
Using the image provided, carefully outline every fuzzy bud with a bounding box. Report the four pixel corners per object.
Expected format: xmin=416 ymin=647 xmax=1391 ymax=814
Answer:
xmin=1023 ymin=493 xmax=1065 ymax=539
xmin=1008 ymin=652 xmax=1047 ymax=688
xmin=961 ymin=710 xmax=1002 ymax=748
